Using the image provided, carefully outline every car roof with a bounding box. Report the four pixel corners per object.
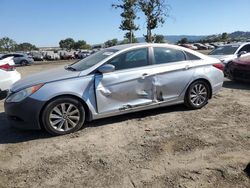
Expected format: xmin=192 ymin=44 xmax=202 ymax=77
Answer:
xmin=108 ymin=43 xmax=193 ymax=51
xmin=107 ymin=43 xmax=210 ymax=60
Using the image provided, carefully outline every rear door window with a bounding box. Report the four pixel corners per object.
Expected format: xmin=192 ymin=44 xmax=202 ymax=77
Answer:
xmin=185 ymin=51 xmax=201 ymax=60
xmin=153 ymin=47 xmax=186 ymax=65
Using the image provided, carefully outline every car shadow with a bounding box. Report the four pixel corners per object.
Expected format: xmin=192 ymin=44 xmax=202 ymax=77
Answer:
xmin=86 ymin=104 xmax=189 ymax=128
xmin=0 ymin=104 xmax=189 ymax=144
xmin=0 ymin=112 xmax=50 ymax=144
xmin=223 ymin=79 xmax=250 ymax=90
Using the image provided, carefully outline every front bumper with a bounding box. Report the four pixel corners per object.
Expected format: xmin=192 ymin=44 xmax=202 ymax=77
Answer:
xmin=4 ymin=97 xmax=46 ymax=130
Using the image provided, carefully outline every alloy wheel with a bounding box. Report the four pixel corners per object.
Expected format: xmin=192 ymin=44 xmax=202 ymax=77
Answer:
xmin=190 ymin=83 xmax=208 ymax=106
xmin=49 ymin=103 xmax=80 ymax=132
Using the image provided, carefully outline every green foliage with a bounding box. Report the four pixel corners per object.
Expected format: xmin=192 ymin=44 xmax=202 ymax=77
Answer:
xmin=119 ymin=38 xmax=130 ymax=44
xmin=221 ymin=32 xmax=229 ymax=42
xmin=16 ymin=42 xmax=38 ymax=51
xmin=155 ymin=34 xmax=165 ymax=43
xmin=179 ymin=37 xmax=188 ymax=44
xmin=0 ymin=37 xmax=17 ymax=52
xmin=59 ymin=38 xmax=75 ymax=50
xmin=59 ymin=38 xmax=91 ymax=50
xmin=73 ymin=40 xmax=91 ymax=50
xmin=112 ymin=0 xmax=139 ymax=43
xmin=138 ymin=0 xmax=169 ymax=43
xmin=105 ymin=38 xmax=118 ymax=47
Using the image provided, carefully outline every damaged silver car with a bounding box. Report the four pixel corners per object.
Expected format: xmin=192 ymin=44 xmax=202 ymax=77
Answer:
xmin=4 ymin=43 xmax=224 ymax=135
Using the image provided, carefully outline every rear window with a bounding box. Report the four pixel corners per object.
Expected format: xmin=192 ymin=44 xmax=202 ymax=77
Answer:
xmin=185 ymin=52 xmax=201 ymax=60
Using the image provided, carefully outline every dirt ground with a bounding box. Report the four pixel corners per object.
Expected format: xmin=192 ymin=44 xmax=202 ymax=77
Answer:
xmin=0 ymin=61 xmax=249 ymax=188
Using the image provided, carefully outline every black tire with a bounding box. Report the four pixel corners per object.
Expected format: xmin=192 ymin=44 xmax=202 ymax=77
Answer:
xmin=184 ymin=80 xmax=211 ymax=109
xmin=41 ymin=97 xmax=85 ymax=135
xmin=20 ymin=60 xmax=28 ymax=66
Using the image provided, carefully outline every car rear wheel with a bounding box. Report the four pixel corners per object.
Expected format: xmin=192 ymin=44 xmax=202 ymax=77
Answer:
xmin=184 ymin=80 xmax=210 ymax=109
xmin=42 ymin=97 xmax=85 ymax=135
xmin=20 ymin=60 xmax=28 ymax=66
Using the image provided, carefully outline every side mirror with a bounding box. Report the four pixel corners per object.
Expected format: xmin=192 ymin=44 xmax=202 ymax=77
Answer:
xmin=238 ymin=51 xmax=247 ymax=57
xmin=97 ymin=64 xmax=115 ymax=74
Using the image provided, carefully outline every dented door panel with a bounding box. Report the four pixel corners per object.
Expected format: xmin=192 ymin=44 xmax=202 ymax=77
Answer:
xmin=95 ymin=67 xmax=155 ymax=114
xmin=150 ymin=61 xmax=195 ymax=101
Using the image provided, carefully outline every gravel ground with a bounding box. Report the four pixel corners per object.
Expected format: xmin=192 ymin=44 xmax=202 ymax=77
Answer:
xmin=0 ymin=61 xmax=249 ymax=188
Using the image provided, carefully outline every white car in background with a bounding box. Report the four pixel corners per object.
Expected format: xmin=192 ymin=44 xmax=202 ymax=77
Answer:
xmin=0 ymin=57 xmax=21 ymax=100
xmin=209 ymin=42 xmax=250 ymax=64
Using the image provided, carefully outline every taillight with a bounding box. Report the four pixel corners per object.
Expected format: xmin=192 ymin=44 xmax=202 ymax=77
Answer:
xmin=0 ymin=64 xmax=15 ymax=71
xmin=213 ymin=63 xmax=224 ymax=71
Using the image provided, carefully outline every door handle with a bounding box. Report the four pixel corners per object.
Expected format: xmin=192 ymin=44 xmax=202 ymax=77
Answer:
xmin=141 ymin=73 xmax=150 ymax=79
xmin=184 ymin=65 xmax=190 ymax=70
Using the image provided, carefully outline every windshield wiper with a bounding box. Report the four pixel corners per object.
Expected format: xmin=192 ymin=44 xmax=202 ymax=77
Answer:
xmin=65 ymin=65 xmax=77 ymax=71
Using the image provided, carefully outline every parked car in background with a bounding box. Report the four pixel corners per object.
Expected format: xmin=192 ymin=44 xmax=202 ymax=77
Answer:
xmin=29 ymin=51 xmax=44 ymax=61
xmin=193 ymin=43 xmax=208 ymax=50
xmin=43 ymin=51 xmax=60 ymax=60
xmin=0 ymin=53 xmax=34 ymax=66
xmin=59 ymin=50 xmax=75 ymax=60
xmin=204 ymin=43 xmax=215 ymax=50
xmin=209 ymin=42 xmax=250 ymax=64
xmin=0 ymin=58 xmax=21 ymax=100
xmin=179 ymin=44 xmax=198 ymax=50
xmin=225 ymin=54 xmax=250 ymax=82
xmin=4 ymin=43 xmax=224 ymax=135
xmin=77 ymin=50 xmax=91 ymax=59
xmin=0 ymin=56 xmax=15 ymax=66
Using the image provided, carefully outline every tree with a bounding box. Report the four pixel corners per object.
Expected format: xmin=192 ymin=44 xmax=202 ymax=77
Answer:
xmin=0 ymin=37 xmax=17 ymax=51
xmin=16 ymin=42 xmax=38 ymax=51
xmin=155 ymin=34 xmax=165 ymax=43
xmin=179 ymin=37 xmax=188 ymax=44
xmin=221 ymin=32 xmax=229 ymax=42
xmin=59 ymin=38 xmax=75 ymax=50
xmin=104 ymin=38 xmax=118 ymax=47
xmin=112 ymin=0 xmax=139 ymax=43
xmin=73 ymin=40 xmax=91 ymax=50
xmin=119 ymin=38 xmax=130 ymax=44
xmin=138 ymin=0 xmax=169 ymax=43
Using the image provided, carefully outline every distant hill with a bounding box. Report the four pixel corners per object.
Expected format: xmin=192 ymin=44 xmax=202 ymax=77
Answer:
xmin=229 ymin=31 xmax=250 ymax=40
xmin=137 ymin=35 xmax=206 ymax=43
xmin=204 ymin=31 xmax=250 ymax=42
xmin=137 ymin=31 xmax=250 ymax=44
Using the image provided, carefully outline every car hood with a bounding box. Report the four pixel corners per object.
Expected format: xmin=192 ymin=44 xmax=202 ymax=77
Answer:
xmin=11 ymin=66 xmax=81 ymax=92
xmin=209 ymin=55 xmax=236 ymax=63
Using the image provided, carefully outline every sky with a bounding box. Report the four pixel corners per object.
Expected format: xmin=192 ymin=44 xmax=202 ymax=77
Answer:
xmin=0 ymin=0 xmax=250 ymax=47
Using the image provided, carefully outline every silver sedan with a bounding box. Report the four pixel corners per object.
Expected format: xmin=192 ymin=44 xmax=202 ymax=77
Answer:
xmin=4 ymin=43 xmax=224 ymax=135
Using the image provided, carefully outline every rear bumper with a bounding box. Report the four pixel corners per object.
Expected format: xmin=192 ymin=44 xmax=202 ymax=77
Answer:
xmin=0 ymin=71 xmax=21 ymax=91
xmin=4 ymin=97 xmax=46 ymax=130
xmin=212 ymin=81 xmax=223 ymax=95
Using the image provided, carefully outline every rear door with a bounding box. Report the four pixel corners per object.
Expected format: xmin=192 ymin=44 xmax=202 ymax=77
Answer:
xmin=95 ymin=47 xmax=154 ymax=114
xmin=151 ymin=47 xmax=195 ymax=101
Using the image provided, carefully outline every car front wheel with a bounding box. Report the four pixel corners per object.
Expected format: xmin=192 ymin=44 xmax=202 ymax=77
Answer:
xmin=42 ymin=97 xmax=85 ymax=135
xmin=185 ymin=80 xmax=210 ymax=109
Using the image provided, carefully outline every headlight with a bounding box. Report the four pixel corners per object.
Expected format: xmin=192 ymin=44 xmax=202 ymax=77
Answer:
xmin=6 ymin=84 xmax=44 ymax=103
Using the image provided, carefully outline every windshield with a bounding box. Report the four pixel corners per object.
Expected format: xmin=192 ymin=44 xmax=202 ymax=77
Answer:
xmin=70 ymin=49 xmax=118 ymax=71
xmin=209 ymin=45 xmax=239 ymax=55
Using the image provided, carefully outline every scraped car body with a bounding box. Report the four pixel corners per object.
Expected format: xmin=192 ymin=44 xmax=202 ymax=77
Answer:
xmin=5 ymin=43 xmax=224 ymax=134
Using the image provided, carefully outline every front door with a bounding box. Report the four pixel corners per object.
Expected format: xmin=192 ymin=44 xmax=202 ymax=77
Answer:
xmin=95 ymin=47 xmax=154 ymax=114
